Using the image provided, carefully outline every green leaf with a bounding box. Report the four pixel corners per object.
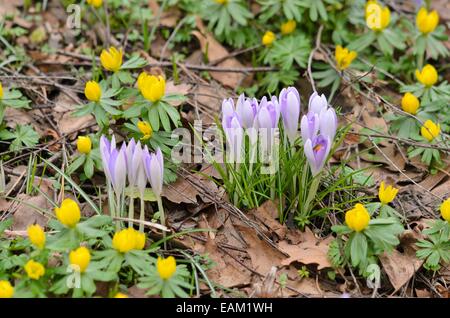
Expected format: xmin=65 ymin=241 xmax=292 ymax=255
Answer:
xmin=350 ymin=232 xmax=368 ymax=267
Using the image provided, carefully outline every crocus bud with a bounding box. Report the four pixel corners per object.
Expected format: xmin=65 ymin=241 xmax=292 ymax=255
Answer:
xmin=77 ymin=136 xmax=92 ymax=154
xmin=236 ymin=94 xmax=258 ymax=129
xmin=87 ymin=0 xmax=102 ymax=8
xmin=100 ymin=47 xmax=123 ymax=73
xmin=100 ymin=136 xmax=127 ymax=195
xmin=126 ymin=140 xmax=147 ymax=196
xmin=257 ymin=96 xmax=280 ymax=129
xmin=401 ymin=93 xmax=420 ymax=115
xmin=223 ymin=113 xmax=244 ymax=163
xmin=421 ymin=119 xmax=440 ymax=142
xmin=0 ymin=280 xmax=14 ymax=298
xmin=319 ymin=108 xmax=338 ymax=141
xmin=279 ymin=87 xmax=300 ymax=143
xmin=27 ymin=224 xmax=45 ymax=249
xmin=55 ymin=198 xmax=81 ymax=228
xmin=345 ymin=203 xmax=370 ymax=232
xmin=300 ymin=113 xmax=319 ymax=143
xmin=221 ymin=98 xmax=235 ymax=118
xmin=262 ymin=31 xmax=276 ymax=47
xmin=415 ymin=64 xmax=438 ymax=87
xmin=84 ymin=81 xmax=101 ymax=102
xmin=378 ymin=181 xmax=398 ymax=204
xmin=440 ymin=198 xmax=450 ymax=222
xmin=137 ymin=72 xmax=166 ymax=102
xmin=24 ymin=260 xmax=45 ymax=280
xmin=69 ymin=246 xmax=91 ymax=273
xmin=304 ymin=135 xmax=331 ymax=176
xmin=143 ymin=147 xmax=164 ymax=197
xmin=156 ymin=256 xmax=177 ymax=280
xmin=416 ymin=7 xmax=439 ymax=34
xmin=308 ymin=92 xmax=328 ymax=115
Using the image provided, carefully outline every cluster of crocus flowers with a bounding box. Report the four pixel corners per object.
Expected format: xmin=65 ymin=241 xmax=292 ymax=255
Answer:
xmin=100 ymin=136 xmax=165 ymax=230
xmin=137 ymin=72 xmax=166 ymax=102
xmin=415 ymin=64 xmax=438 ymax=87
xmin=401 ymin=92 xmax=420 ymax=115
xmin=69 ymin=246 xmax=91 ymax=273
xmin=441 ymin=198 xmax=450 ymax=222
xmin=87 ymin=0 xmax=103 ymax=8
xmin=416 ymin=7 xmax=439 ymax=35
xmin=345 ymin=203 xmax=371 ymax=232
xmin=156 ymin=256 xmax=177 ymax=280
xmin=280 ymin=20 xmax=296 ymax=35
xmin=27 ymin=224 xmax=46 ymax=249
xmin=24 ymin=260 xmax=45 ymax=280
xmin=84 ymin=81 xmax=101 ymax=102
xmin=262 ymin=31 xmax=276 ymax=47
xmin=335 ymin=45 xmax=357 ymax=71
xmin=365 ymin=0 xmax=390 ymax=31
xmin=378 ymin=181 xmax=398 ymax=204
xmin=421 ymin=119 xmax=440 ymax=142
xmin=301 ymin=92 xmax=337 ymax=176
xmin=77 ymin=136 xmax=92 ymax=154
xmin=112 ymin=227 xmax=145 ymax=253
xmin=0 ymin=280 xmax=14 ymax=298
xmin=100 ymin=47 xmax=123 ymax=73
xmin=55 ymin=198 xmax=81 ymax=228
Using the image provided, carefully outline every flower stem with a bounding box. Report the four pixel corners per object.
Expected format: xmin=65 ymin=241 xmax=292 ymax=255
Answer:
xmin=128 ymin=197 xmax=134 ymax=228
xmin=157 ymin=195 xmax=167 ymax=249
xmin=139 ymin=196 xmax=145 ymax=232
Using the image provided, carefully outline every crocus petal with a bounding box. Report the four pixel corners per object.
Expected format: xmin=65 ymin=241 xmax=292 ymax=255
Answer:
xmin=222 ymin=98 xmax=235 ymax=118
xmin=309 ymin=92 xmax=328 ymax=114
xmin=300 ymin=113 xmax=319 ymax=142
xmin=319 ymin=108 xmax=338 ymax=140
xmin=280 ymin=87 xmax=301 ymax=143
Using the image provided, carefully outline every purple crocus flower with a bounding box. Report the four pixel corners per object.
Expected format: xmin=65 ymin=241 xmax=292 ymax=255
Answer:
xmin=304 ymin=134 xmax=331 ymax=176
xmin=319 ymin=108 xmax=338 ymax=141
xmin=236 ymin=94 xmax=258 ymax=129
xmin=308 ymin=91 xmax=328 ymax=115
xmin=125 ymin=139 xmax=147 ymax=195
xmin=222 ymin=98 xmax=235 ymax=118
xmin=222 ymin=112 xmax=244 ymax=163
xmin=279 ymin=87 xmax=300 ymax=143
xmin=100 ymin=135 xmax=127 ymax=195
xmin=143 ymin=147 xmax=164 ymax=197
xmin=300 ymin=112 xmax=319 ymax=142
xmin=257 ymin=96 xmax=280 ymax=129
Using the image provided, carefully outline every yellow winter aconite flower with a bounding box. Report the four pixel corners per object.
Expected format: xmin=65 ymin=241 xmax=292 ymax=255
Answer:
xmin=262 ymin=31 xmax=276 ymax=47
xmin=378 ymin=181 xmax=399 ymax=204
xmin=401 ymin=92 xmax=420 ymax=115
xmin=87 ymin=0 xmax=103 ymax=8
xmin=215 ymin=0 xmax=228 ymax=4
xmin=100 ymin=47 xmax=123 ymax=73
xmin=137 ymin=72 xmax=166 ymax=102
xmin=440 ymin=198 xmax=450 ymax=222
xmin=0 ymin=281 xmax=14 ymax=298
xmin=416 ymin=7 xmax=439 ymax=34
xmin=0 ymin=82 xmax=3 ymax=99
xmin=137 ymin=121 xmax=153 ymax=140
xmin=55 ymin=198 xmax=81 ymax=228
xmin=421 ymin=119 xmax=440 ymax=142
xmin=69 ymin=246 xmax=91 ymax=273
xmin=415 ymin=64 xmax=438 ymax=87
xmin=112 ymin=228 xmax=145 ymax=253
xmin=24 ymin=260 xmax=45 ymax=280
xmin=335 ymin=45 xmax=357 ymax=71
xmin=156 ymin=256 xmax=176 ymax=280
xmin=114 ymin=292 xmax=129 ymax=298
xmin=84 ymin=81 xmax=102 ymax=102
xmin=365 ymin=0 xmax=390 ymax=31
xmin=345 ymin=204 xmax=370 ymax=232
xmin=27 ymin=224 xmax=45 ymax=249
xmin=281 ymin=20 xmax=296 ymax=35
xmin=77 ymin=136 xmax=92 ymax=154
